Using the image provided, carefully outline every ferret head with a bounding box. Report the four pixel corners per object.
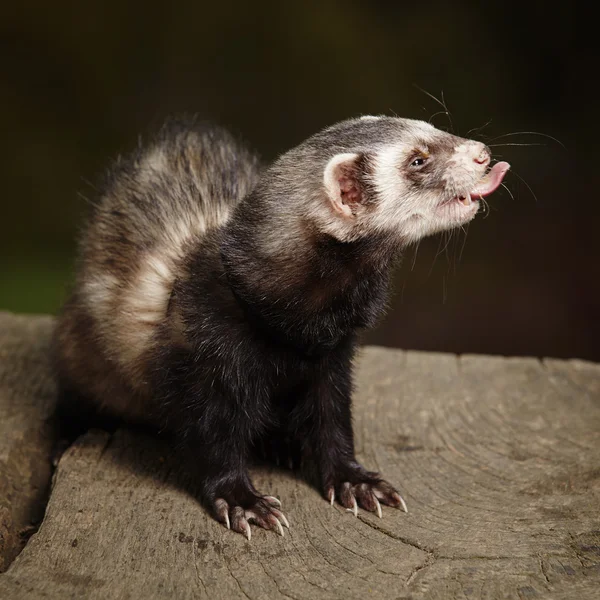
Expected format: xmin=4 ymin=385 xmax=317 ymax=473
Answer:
xmin=274 ymin=116 xmax=510 ymax=245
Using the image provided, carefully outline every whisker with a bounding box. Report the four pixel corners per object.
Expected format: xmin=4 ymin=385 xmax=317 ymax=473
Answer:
xmin=449 ymin=228 xmax=460 ymax=275
xmin=429 ymin=110 xmax=451 ymax=124
xmin=488 ymin=131 xmax=567 ymax=150
xmin=488 ymin=143 xmax=545 ymax=147
xmin=428 ymin=235 xmax=445 ymax=278
xmin=458 ymin=223 xmax=470 ymax=264
xmin=509 ymin=168 xmax=539 ymax=204
xmin=444 ymin=229 xmax=453 ymax=266
xmin=453 ymin=225 xmax=466 ymax=275
xmin=450 ymin=227 xmax=462 ymax=274
xmin=484 ymin=198 xmax=493 ymax=216
xmin=411 ymin=239 xmax=421 ymax=271
xmin=413 ymin=84 xmax=446 ymax=110
xmin=467 ymin=119 xmax=493 ymax=138
xmin=479 ymin=197 xmax=492 ymax=218
xmin=438 ymin=229 xmax=453 ymax=259
xmin=398 ymin=273 xmax=407 ymax=304
xmin=440 ymin=91 xmax=455 ymax=134
xmin=413 ymin=84 xmax=454 ymax=132
xmin=500 ymin=182 xmax=516 ymax=203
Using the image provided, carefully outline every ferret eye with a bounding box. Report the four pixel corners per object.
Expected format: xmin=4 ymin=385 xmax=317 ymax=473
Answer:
xmin=411 ymin=157 xmax=427 ymax=167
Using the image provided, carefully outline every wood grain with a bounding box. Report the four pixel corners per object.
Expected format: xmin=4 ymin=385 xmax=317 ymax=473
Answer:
xmin=0 ymin=315 xmax=598 ymax=598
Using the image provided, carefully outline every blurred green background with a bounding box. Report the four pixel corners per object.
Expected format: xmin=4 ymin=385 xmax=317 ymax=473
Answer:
xmin=1 ymin=1 xmax=596 ymax=360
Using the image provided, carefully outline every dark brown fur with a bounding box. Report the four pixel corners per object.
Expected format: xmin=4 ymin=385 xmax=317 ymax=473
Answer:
xmin=55 ymin=115 xmax=497 ymax=536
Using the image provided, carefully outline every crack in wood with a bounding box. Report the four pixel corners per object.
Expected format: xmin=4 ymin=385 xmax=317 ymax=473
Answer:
xmin=355 ymin=514 xmax=436 ymax=556
xmin=539 ymin=555 xmax=550 ymax=585
xmin=406 ymin=554 xmax=436 ymax=586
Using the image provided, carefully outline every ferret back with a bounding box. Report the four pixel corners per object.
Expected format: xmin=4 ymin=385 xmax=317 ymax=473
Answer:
xmin=55 ymin=118 xmax=260 ymax=416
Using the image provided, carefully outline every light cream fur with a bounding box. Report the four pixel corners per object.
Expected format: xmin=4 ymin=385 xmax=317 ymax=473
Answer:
xmin=321 ymin=120 xmax=489 ymax=245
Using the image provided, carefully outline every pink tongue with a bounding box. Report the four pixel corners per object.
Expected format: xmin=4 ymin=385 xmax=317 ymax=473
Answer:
xmin=470 ymin=161 xmax=510 ymax=198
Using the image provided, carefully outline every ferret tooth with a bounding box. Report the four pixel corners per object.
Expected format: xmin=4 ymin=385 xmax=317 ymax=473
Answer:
xmin=329 ymin=489 xmax=335 ymax=506
xmin=374 ymin=497 xmax=383 ymax=519
xmin=225 ymin=512 xmax=230 ymax=530
xmin=244 ymin=522 xmax=252 ymax=541
xmin=351 ymin=497 xmax=358 ymax=517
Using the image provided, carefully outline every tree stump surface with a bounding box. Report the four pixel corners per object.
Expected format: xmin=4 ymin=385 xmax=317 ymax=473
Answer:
xmin=0 ymin=312 xmax=598 ymax=599
xmin=0 ymin=313 xmax=57 ymax=572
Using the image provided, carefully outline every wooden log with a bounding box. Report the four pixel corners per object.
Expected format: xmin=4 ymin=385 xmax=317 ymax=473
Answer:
xmin=0 ymin=313 xmax=58 ymax=572
xmin=0 ymin=315 xmax=598 ymax=598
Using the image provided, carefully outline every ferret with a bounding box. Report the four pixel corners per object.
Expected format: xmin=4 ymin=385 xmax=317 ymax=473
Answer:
xmin=53 ymin=115 xmax=509 ymax=540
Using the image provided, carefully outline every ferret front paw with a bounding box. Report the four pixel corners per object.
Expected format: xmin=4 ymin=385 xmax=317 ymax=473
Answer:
xmin=325 ymin=468 xmax=407 ymax=517
xmin=212 ymin=495 xmax=289 ymax=540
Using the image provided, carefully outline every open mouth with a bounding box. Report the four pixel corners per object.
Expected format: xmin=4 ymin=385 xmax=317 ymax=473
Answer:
xmin=444 ymin=161 xmax=511 ymax=208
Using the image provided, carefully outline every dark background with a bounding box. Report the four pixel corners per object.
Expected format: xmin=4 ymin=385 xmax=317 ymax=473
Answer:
xmin=1 ymin=1 xmax=596 ymax=360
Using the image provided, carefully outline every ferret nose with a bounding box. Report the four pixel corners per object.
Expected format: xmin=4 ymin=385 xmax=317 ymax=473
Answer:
xmin=473 ymin=145 xmax=491 ymax=165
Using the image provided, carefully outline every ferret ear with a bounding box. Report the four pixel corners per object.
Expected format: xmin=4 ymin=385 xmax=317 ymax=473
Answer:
xmin=323 ymin=153 xmax=365 ymax=218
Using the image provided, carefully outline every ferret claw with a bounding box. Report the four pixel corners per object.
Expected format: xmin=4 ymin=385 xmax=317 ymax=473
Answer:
xmin=345 ymin=498 xmax=358 ymax=517
xmin=374 ymin=496 xmax=383 ymax=519
xmin=274 ymin=510 xmax=290 ymax=528
xmin=216 ymin=496 xmax=289 ymax=540
xmin=264 ymin=495 xmax=281 ymax=507
xmin=215 ymin=498 xmax=231 ymax=529
xmin=274 ymin=518 xmax=285 ymax=537
xmin=397 ymin=494 xmax=408 ymax=513
xmin=332 ymin=478 xmax=406 ymax=517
